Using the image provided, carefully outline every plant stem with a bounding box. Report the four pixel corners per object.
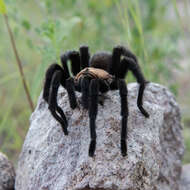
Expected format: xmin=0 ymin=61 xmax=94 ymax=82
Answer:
xmin=3 ymin=14 xmax=34 ymax=112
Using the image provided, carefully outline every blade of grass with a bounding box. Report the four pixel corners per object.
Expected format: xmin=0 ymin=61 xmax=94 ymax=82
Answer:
xmin=127 ymin=0 xmax=147 ymax=60
xmin=123 ymin=2 xmax=132 ymax=45
xmin=171 ymin=0 xmax=185 ymax=32
xmin=114 ymin=0 xmax=132 ymax=47
xmin=3 ymin=14 xmax=34 ymax=111
xmin=133 ymin=0 xmax=147 ymax=59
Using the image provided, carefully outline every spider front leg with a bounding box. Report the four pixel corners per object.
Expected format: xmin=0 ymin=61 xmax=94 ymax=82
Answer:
xmin=118 ymin=79 xmax=128 ymax=157
xmin=81 ymin=77 xmax=90 ymax=109
xmin=80 ymin=45 xmax=90 ymax=69
xmin=48 ymin=70 xmax=68 ymax=135
xmin=43 ymin=64 xmax=64 ymax=102
xmin=88 ymin=79 xmax=99 ymax=157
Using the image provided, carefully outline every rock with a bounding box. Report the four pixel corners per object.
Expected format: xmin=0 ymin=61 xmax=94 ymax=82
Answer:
xmin=180 ymin=164 xmax=190 ymax=190
xmin=0 ymin=152 xmax=15 ymax=190
xmin=15 ymin=83 xmax=184 ymax=190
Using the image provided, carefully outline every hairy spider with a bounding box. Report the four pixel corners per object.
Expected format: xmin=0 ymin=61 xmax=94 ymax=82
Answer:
xmin=43 ymin=45 xmax=149 ymax=157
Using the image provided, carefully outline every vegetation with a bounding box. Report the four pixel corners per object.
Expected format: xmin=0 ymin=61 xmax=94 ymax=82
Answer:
xmin=0 ymin=0 xmax=189 ymax=163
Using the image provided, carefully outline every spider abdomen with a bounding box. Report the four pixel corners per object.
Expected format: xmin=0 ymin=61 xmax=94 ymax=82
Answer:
xmin=90 ymin=52 xmax=112 ymax=71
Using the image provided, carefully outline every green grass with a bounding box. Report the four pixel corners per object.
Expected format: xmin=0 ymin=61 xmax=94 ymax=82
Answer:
xmin=0 ymin=0 xmax=189 ymax=164
xmin=183 ymin=127 xmax=190 ymax=163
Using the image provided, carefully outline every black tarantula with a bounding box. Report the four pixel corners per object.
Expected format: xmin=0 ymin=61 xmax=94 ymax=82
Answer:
xmin=43 ymin=45 xmax=149 ymax=157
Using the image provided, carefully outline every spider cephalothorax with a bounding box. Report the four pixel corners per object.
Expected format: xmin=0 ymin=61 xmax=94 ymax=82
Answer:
xmin=43 ymin=45 xmax=149 ymax=157
xmin=75 ymin=67 xmax=114 ymax=82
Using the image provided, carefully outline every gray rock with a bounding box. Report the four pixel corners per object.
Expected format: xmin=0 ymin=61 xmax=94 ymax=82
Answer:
xmin=15 ymin=83 xmax=184 ymax=190
xmin=0 ymin=152 xmax=15 ymax=190
xmin=180 ymin=164 xmax=190 ymax=190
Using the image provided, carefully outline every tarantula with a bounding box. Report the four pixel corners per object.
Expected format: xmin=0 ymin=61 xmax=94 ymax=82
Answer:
xmin=43 ymin=45 xmax=149 ymax=157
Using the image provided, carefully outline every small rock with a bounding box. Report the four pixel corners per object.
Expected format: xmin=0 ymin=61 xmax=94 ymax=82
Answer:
xmin=180 ymin=164 xmax=190 ymax=190
xmin=0 ymin=152 xmax=15 ymax=190
xmin=15 ymin=83 xmax=184 ymax=190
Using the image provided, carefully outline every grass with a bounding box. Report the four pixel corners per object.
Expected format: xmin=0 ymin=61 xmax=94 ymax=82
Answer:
xmin=0 ymin=0 xmax=189 ymax=164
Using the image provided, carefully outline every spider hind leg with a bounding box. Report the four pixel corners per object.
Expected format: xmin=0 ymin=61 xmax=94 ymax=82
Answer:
xmin=111 ymin=45 xmax=149 ymax=118
xmin=122 ymin=57 xmax=149 ymax=118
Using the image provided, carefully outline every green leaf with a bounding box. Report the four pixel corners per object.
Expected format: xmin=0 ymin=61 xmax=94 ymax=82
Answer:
xmin=22 ymin=20 xmax=31 ymax=30
xmin=0 ymin=0 xmax=7 ymax=14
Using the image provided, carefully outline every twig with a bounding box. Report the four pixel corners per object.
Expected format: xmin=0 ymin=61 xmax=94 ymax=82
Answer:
xmin=3 ymin=14 xmax=34 ymax=112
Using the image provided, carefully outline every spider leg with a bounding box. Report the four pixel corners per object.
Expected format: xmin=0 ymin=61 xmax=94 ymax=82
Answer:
xmin=43 ymin=64 xmax=64 ymax=102
xmin=110 ymin=46 xmax=123 ymax=76
xmin=80 ymin=45 xmax=90 ymax=69
xmin=117 ymin=58 xmax=129 ymax=79
xmin=69 ymin=51 xmax=81 ymax=76
xmin=111 ymin=45 xmax=137 ymax=78
xmin=118 ymin=79 xmax=128 ymax=157
xmin=111 ymin=45 xmax=149 ymax=117
xmin=137 ymin=82 xmax=149 ymax=117
xmin=60 ymin=52 xmax=70 ymax=80
xmin=45 ymin=50 xmax=83 ymax=134
xmin=48 ymin=70 xmax=68 ymax=135
xmin=66 ymin=77 xmax=78 ymax=109
xmin=81 ymin=77 xmax=90 ymax=109
xmin=99 ymin=80 xmax=110 ymax=93
xmin=61 ymin=50 xmax=83 ymax=92
xmin=88 ymin=79 xmax=99 ymax=157
xmin=61 ymin=50 xmax=81 ymax=76
xmin=122 ymin=57 xmax=149 ymax=118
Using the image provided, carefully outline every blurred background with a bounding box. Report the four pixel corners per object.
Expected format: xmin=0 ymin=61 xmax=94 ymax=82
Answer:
xmin=0 ymin=0 xmax=189 ymax=164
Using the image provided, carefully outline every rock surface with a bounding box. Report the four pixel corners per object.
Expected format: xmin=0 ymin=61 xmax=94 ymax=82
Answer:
xmin=15 ymin=83 xmax=184 ymax=190
xmin=0 ymin=152 xmax=15 ymax=190
xmin=180 ymin=164 xmax=190 ymax=190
